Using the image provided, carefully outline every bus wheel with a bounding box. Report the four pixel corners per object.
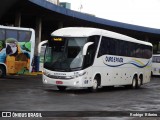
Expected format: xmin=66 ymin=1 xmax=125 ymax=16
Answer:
xmin=88 ymin=78 xmax=98 ymax=92
xmin=0 ymin=66 xmax=5 ymax=78
xmin=57 ymin=86 xmax=67 ymax=91
xmin=151 ymin=71 xmax=153 ymax=76
xmin=132 ymin=77 xmax=137 ymax=89
xmin=137 ymin=80 xmax=141 ymax=88
xmin=138 ymin=75 xmax=143 ymax=88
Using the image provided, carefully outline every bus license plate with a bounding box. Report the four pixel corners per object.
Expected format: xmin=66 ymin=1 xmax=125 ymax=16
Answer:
xmin=56 ymin=81 xmax=63 ymax=84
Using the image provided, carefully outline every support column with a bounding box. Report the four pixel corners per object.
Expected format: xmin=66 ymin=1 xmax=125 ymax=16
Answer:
xmin=15 ymin=12 xmax=21 ymax=27
xmin=34 ymin=17 xmax=42 ymax=72
xmin=35 ymin=17 xmax=42 ymax=55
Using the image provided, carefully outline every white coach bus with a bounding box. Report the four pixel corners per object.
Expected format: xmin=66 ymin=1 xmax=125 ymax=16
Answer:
xmin=42 ymin=27 xmax=152 ymax=91
xmin=151 ymin=54 xmax=160 ymax=76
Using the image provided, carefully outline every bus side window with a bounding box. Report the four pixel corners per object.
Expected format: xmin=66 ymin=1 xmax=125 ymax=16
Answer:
xmin=18 ymin=31 xmax=31 ymax=42
xmin=158 ymin=57 xmax=160 ymax=63
xmin=98 ymin=37 xmax=109 ymax=57
xmin=84 ymin=45 xmax=95 ymax=66
xmin=0 ymin=29 xmax=5 ymax=41
xmin=6 ymin=30 xmax=18 ymax=40
xmin=156 ymin=56 xmax=160 ymax=63
xmin=83 ymin=35 xmax=99 ymax=68
xmin=0 ymin=29 xmax=5 ymax=51
xmin=98 ymin=37 xmax=118 ymax=57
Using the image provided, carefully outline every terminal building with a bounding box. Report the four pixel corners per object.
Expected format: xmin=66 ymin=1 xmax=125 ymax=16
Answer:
xmin=1 ymin=0 xmax=160 ymax=55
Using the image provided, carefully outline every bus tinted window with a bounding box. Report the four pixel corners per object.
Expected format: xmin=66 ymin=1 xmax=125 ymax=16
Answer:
xmin=83 ymin=35 xmax=100 ymax=68
xmin=98 ymin=37 xmax=108 ymax=56
xmin=0 ymin=29 xmax=5 ymax=41
xmin=135 ymin=44 xmax=141 ymax=58
xmin=18 ymin=31 xmax=31 ymax=42
xmin=98 ymin=37 xmax=117 ymax=56
xmin=145 ymin=46 xmax=152 ymax=59
xmin=98 ymin=36 xmax=152 ymax=59
xmin=118 ymin=40 xmax=128 ymax=56
xmin=152 ymin=56 xmax=160 ymax=63
xmin=110 ymin=38 xmax=117 ymax=55
xmin=6 ymin=30 xmax=18 ymax=40
xmin=128 ymin=42 xmax=135 ymax=57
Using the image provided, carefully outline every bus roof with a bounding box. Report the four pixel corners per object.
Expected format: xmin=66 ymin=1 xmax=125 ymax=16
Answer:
xmin=153 ymin=54 xmax=160 ymax=56
xmin=51 ymin=27 xmax=152 ymax=46
xmin=0 ymin=25 xmax=34 ymax=32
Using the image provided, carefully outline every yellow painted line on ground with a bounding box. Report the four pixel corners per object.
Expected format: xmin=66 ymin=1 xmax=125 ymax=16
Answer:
xmin=24 ymin=72 xmax=42 ymax=76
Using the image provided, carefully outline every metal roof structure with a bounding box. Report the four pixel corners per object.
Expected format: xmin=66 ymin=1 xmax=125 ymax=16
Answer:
xmin=30 ymin=0 xmax=160 ymax=35
xmin=0 ymin=0 xmax=160 ymax=54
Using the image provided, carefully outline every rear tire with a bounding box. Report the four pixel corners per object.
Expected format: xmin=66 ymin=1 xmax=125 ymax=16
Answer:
xmin=132 ymin=77 xmax=137 ymax=89
xmin=57 ymin=86 xmax=67 ymax=91
xmin=138 ymin=75 xmax=143 ymax=88
xmin=137 ymin=79 xmax=141 ymax=88
xmin=151 ymin=71 xmax=153 ymax=76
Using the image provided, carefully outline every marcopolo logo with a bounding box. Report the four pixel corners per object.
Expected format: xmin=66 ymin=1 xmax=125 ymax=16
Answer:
xmin=106 ymin=56 xmax=123 ymax=63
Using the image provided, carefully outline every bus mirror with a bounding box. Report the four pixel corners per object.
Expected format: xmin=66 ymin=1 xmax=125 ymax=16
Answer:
xmin=38 ymin=40 xmax=48 ymax=55
xmin=82 ymin=42 xmax=94 ymax=55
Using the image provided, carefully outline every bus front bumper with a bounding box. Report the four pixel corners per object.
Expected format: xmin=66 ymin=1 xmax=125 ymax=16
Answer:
xmin=42 ymin=74 xmax=91 ymax=88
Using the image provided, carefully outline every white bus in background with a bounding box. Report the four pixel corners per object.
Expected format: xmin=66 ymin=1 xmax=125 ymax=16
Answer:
xmin=0 ymin=25 xmax=35 ymax=77
xmin=42 ymin=27 xmax=153 ymax=92
xmin=152 ymin=54 xmax=160 ymax=76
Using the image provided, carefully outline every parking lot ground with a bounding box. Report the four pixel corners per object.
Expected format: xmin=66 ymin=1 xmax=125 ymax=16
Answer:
xmin=0 ymin=75 xmax=160 ymax=119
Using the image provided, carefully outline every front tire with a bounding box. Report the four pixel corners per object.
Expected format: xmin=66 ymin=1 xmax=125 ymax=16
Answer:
xmin=88 ymin=78 xmax=98 ymax=92
xmin=57 ymin=86 xmax=67 ymax=91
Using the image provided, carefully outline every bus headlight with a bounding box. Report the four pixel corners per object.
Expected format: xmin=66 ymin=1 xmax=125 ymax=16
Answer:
xmin=65 ymin=71 xmax=86 ymax=79
xmin=43 ymin=70 xmax=50 ymax=76
xmin=43 ymin=79 xmax=48 ymax=83
xmin=74 ymin=71 xmax=86 ymax=78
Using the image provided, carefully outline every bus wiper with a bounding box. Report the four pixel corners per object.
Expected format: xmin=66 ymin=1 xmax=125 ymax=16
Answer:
xmin=71 ymin=67 xmax=82 ymax=71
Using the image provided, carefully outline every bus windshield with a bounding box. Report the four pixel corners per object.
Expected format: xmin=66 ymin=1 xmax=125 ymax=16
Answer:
xmin=44 ymin=37 xmax=87 ymax=71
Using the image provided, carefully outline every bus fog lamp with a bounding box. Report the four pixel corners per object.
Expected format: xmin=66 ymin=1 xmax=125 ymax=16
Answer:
xmin=74 ymin=81 xmax=79 ymax=85
xmin=43 ymin=79 xmax=47 ymax=83
xmin=74 ymin=71 xmax=86 ymax=77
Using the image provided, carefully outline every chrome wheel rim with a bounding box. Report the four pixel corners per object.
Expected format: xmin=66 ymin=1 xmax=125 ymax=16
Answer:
xmin=93 ymin=79 xmax=98 ymax=90
xmin=132 ymin=78 xmax=136 ymax=88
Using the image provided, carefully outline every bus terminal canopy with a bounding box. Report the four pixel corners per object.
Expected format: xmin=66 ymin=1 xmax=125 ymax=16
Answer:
xmin=0 ymin=0 xmax=160 ymax=53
